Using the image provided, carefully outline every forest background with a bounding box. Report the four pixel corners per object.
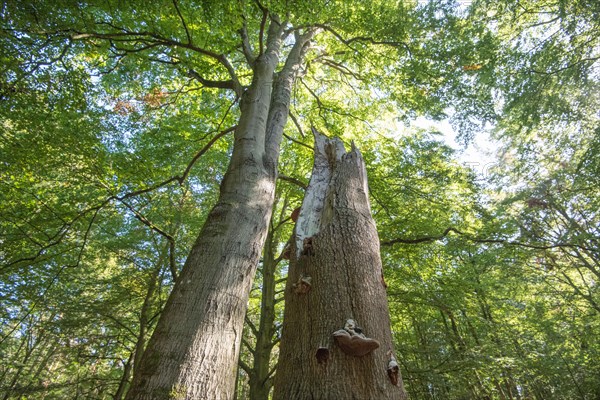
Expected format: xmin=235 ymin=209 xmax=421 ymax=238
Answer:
xmin=1 ymin=0 xmax=599 ymax=398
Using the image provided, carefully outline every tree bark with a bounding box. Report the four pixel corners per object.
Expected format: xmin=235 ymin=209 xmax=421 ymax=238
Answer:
xmin=246 ymin=224 xmax=278 ymax=400
xmin=125 ymin=20 xmax=314 ymax=400
xmin=273 ymin=129 xmax=408 ymax=399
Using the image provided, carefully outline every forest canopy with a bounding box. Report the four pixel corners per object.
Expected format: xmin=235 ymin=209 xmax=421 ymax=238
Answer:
xmin=1 ymin=0 xmax=599 ymax=399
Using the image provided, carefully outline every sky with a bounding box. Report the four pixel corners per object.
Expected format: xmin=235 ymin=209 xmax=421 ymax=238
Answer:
xmin=414 ymin=117 xmax=499 ymax=179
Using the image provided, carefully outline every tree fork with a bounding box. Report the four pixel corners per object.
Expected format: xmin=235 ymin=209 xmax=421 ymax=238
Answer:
xmin=125 ymin=19 xmax=315 ymax=400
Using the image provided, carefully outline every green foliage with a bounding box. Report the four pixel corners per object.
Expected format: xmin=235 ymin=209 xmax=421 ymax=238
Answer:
xmin=1 ymin=0 xmax=599 ymax=398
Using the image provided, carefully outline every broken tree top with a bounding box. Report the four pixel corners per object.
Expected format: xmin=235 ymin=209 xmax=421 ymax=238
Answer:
xmin=294 ymin=127 xmax=371 ymax=258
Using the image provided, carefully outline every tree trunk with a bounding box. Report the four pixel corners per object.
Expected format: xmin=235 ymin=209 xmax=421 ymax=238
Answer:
xmin=247 ymin=224 xmax=279 ymax=400
xmin=125 ymin=20 xmax=314 ymax=400
xmin=273 ymin=129 xmax=408 ymax=399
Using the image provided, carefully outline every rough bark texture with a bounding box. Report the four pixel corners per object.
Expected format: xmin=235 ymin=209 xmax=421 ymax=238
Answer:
xmin=125 ymin=21 xmax=314 ymax=400
xmin=246 ymin=226 xmax=278 ymax=400
xmin=273 ymin=130 xmax=407 ymax=400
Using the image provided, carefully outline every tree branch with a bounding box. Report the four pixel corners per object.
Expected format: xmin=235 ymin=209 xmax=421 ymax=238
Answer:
xmin=172 ymin=0 xmax=192 ymax=44
xmin=283 ymin=132 xmax=313 ymax=150
xmin=288 ymin=110 xmax=305 ymax=138
xmin=241 ymin=337 xmax=256 ymax=355
xmin=239 ymin=17 xmax=256 ymax=65
xmin=70 ymin=28 xmax=243 ymax=94
xmin=113 ymin=126 xmax=234 ymax=203
xmin=238 ymin=358 xmax=253 ymax=375
xmin=187 ymin=69 xmax=238 ymax=92
xmin=310 ymin=23 xmax=411 ymax=54
xmin=381 ymin=226 xmax=595 ymax=251
xmin=179 ymin=126 xmax=236 ymax=183
xmin=245 ymin=315 xmax=259 ymax=337
xmin=255 ymin=0 xmax=268 ymax=55
xmin=277 ymin=174 xmax=307 ymax=189
xmin=119 ymin=200 xmax=178 ymax=281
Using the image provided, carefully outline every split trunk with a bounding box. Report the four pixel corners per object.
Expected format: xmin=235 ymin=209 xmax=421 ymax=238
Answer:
xmin=273 ymin=130 xmax=407 ymax=399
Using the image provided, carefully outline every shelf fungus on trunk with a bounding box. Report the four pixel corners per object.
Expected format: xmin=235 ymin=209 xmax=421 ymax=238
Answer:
xmin=333 ymin=319 xmax=380 ymax=357
xmin=387 ymin=351 xmax=400 ymax=386
xmin=292 ymin=274 xmax=312 ymax=294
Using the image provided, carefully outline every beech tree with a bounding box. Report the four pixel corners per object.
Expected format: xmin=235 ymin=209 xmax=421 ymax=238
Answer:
xmin=3 ymin=0 xmax=599 ymax=399
xmin=2 ymin=1 xmax=482 ymax=398
xmin=273 ymin=129 xmax=407 ymax=399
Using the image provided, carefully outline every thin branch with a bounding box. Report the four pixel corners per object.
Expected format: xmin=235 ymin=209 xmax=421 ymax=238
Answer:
xmin=275 ymin=277 xmax=287 ymax=285
xmin=2 ymin=200 xmax=110 ymax=271
xmin=187 ymin=68 xmax=237 ymax=91
xmin=277 ymin=174 xmax=307 ymax=189
xmin=245 ymin=316 xmax=259 ymax=337
xmin=256 ymin=0 xmax=268 ymax=55
xmin=288 ymin=110 xmax=305 ymax=138
xmin=300 ymin=78 xmax=373 ymax=129
xmin=530 ymin=55 xmax=600 ymax=76
xmin=5 ymin=126 xmax=232 ymax=276
xmin=283 ymin=132 xmax=313 ymax=150
xmin=274 ymin=294 xmax=286 ymax=304
xmin=70 ymin=28 xmax=243 ymax=94
xmin=381 ymin=226 xmax=595 ymax=251
xmin=309 ymin=23 xmax=411 ymax=54
xmin=119 ymin=200 xmax=179 ymax=280
xmin=0 ymin=265 xmax=66 ymax=346
xmin=241 ymin=337 xmax=256 ymax=355
xmin=266 ymin=363 xmax=278 ymax=381
xmin=239 ymin=17 xmax=256 ymax=65
xmin=114 ymin=126 xmax=235 ymax=203
xmin=172 ymin=0 xmax=192 ymax=44
xmin=319 ymin=58 xmax=362 ymax=80
xmin=179 ymin=126 xmax=236 ymax=182
xmin=238 ymin=358 xmax=253 ymax=375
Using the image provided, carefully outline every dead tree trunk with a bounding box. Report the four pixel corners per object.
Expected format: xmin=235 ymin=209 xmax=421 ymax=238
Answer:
xmin=273 ymin=129 xmax=407 ymax=399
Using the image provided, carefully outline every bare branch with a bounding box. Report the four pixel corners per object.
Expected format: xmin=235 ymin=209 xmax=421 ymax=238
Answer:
xmin=288 ymin=110 xmax=305 ymax=138
xmin=278 ymin=174 xmax=307 ymax=189
xmin=239 ymin=17 xmax=256 ymax=65
xmin=172 ymin=0 xmax=192 ymax=44
xmin=238 ymin=358 xmax=253 ymax=375
xmin=283 ymin=132 xmax=313 ymax=151
xmin=187 ymin=68 xmax=237 ymax=91
xmin=381 ymin=226 xmax=595 ymax=251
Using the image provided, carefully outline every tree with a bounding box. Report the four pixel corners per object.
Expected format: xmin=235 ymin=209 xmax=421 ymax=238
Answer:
xmin=4 ymin=0 xmax=599 ymax=399
xmin=273 ymin=129 xmax=407 ymax=399
xmin=237 ymin=194 xmax=296 ymax=400
xmin=3 ymin=1 xmax=479 ymax=398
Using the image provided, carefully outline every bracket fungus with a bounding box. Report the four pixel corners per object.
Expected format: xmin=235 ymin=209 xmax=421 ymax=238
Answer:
xmin=387 ymin=350 xmax=400 ymax=386
xmin=333 ymin=319 xmax=380 ymax=357
xmin=290 ymin=207 xmax=301 ymax=222
xmin=292 ymin=275 xmax=312 ymax=294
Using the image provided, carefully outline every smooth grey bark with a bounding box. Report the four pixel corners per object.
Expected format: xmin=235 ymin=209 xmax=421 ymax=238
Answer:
xmin=273 ymin=130 xmax=407 ymax=399
xmin=125 ymin=20 xmax=315 ymax=400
